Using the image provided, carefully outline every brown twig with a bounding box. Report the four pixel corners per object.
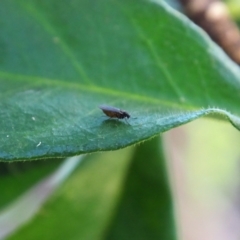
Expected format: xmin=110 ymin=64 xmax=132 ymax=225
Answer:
xmin=178 ymin=0 xmax=240 ymax=64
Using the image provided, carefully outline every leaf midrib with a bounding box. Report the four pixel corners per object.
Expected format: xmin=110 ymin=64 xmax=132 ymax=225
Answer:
xmin=0 ymin=71 xmax=198 ymax=110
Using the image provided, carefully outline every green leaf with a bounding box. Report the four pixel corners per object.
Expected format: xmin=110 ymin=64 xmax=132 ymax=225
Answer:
xmin=0 ymin=156 xmax=81 ymax=239
xmin=105 ymin=136 xmax=176 ymax=240
xmin=8 ymin=138 xmax=175 ymax=240
xmin=0 ymin=159 xmax=63 ymax=209
xmin=7 ymin=149 xmax=134 ymax=239
xmin=1 ymin=0 xmax=240 ymax=161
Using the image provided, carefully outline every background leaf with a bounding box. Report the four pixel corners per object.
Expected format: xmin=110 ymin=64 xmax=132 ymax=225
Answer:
xmin=7 ymin=148 xmax=134 ymax=239
xmin=0 ymin=159 xmax=63 ymax=209
xmin=105 ymin=136 xmax=175 ymax=240
xmin=1 ymin=0 xmax=240 ymax=161
xmin=0 ymin=156 xmax=82 ymax=239
xmin=7 ymin=138 xmax=175 ymax=240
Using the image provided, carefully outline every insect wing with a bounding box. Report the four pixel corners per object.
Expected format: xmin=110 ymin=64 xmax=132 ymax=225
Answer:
xmin=99 ymin=105 xmax=124 ymax=118
xmin=99 ymin=105 xmax=120 ymax=113
xmin=99 ymin=105 xmax=130 ymax=120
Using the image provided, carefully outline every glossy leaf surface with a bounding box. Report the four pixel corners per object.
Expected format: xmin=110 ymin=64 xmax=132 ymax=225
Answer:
xmin=1 ymin=0 xmax=240 ymax=160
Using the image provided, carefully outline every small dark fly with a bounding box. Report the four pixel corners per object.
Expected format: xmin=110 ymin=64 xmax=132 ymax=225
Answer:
xmin=99 ymin=105 xmax=130 ymax=121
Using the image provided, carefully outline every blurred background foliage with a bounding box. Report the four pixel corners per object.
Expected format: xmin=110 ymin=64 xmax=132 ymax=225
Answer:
xmin=226 ymin=0 xmax=240 ymax=21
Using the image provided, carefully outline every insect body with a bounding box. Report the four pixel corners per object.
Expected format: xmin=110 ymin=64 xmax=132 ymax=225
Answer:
xmin=99 ymin=105 xmax=130 ymax=119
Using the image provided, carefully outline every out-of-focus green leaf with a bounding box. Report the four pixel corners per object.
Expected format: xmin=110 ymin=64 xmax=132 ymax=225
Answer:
xmin=8 ymin=138 xmax=175 ymax=240
xmin=105 ymin=136 xmax=175 ymax=240
xmin=0 ymin=159 xmax=63 ymax=208
xmin=7 ymin=149 xmax=133 ymax=239
xmin=226 ymin=0 xmax=240 ymax=20
xmin=1 ymin=0 xmax=240 ymax=161
xmin=0 ymin=156 xmax=82 ymax=239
